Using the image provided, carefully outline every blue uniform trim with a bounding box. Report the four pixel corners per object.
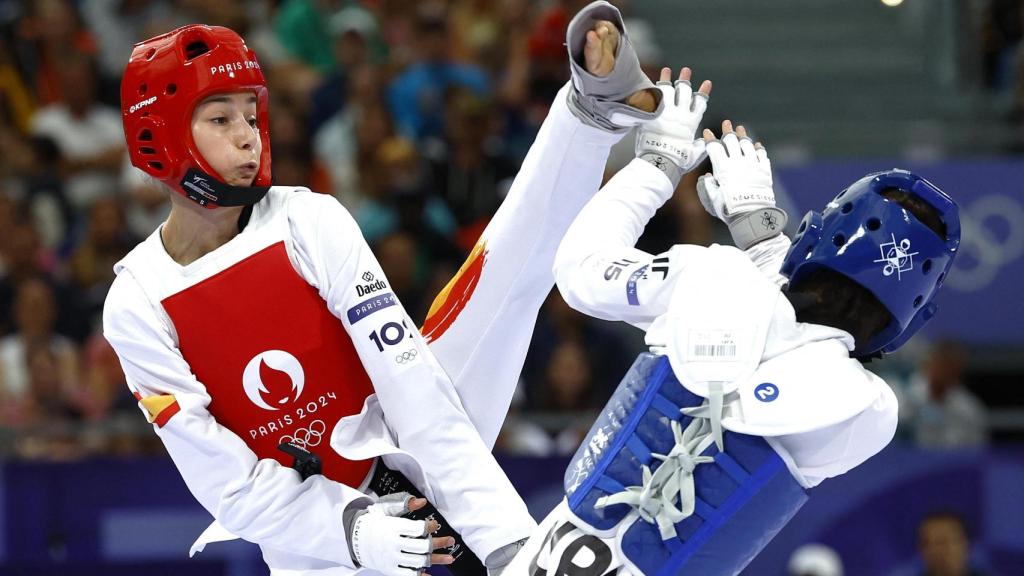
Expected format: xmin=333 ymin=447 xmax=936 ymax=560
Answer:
xmin=626 ymin=265 xmax=648 ymax=306
xmin=346 ymin=292 xmax=398 ymax=324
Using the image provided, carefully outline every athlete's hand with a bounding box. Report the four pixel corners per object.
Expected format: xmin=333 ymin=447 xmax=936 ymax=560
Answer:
xmin=698 ymin=121 xmax=787 ymax=249
xmin=349 ymin=493 xmax=455 ymax=575
xmin=636 ymin=66 xmax=712 ymax=181
xmin=698 ymin=120 xmax=774 ymax=221
xmin=583 ymin=19 xmax=657 ymax=113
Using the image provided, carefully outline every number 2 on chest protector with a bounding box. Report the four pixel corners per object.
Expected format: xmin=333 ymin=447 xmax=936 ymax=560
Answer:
xmin=296 ymin=392 xmax=338 ymax=420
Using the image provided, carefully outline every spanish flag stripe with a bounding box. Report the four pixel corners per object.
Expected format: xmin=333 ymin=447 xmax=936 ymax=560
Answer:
xmin=139 ymin=394 xmax=180 ymax=428
xmin=153 ymin=401 xmax=180 ymax=428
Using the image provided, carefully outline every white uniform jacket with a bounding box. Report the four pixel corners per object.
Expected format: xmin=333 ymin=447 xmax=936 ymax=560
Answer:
xmin=103 ymin=188 xmax=534 ymax=572
xmin=553 ymin=159 xmax=899 ymax=488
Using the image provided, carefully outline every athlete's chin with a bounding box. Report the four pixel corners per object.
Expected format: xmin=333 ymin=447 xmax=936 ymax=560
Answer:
xmin=224 ymin=173 xmax=258 ymax=187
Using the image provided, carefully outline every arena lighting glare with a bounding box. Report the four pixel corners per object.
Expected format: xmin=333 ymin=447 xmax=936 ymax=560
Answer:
xmin=882 ymin=0 xmax=904 ymax=6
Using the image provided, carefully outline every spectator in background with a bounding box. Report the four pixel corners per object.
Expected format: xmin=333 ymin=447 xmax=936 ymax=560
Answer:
xmin=898 ymin=340 xmax=989 ymax=448
xmin=360 ymin=137 xmax=463 ymax=320
xmin=12 ymin=0 xmax=99 ymax=106
xmin=523 ymin=293 xmax=641 ymax=408
xmin=358 ymin=136 xmax=457 ymax=245
xmin=68 ymin=197 xmax=137 ymax=321
xmin=789 ymin=543 xmax=845 ymax=576
xmin=29 ymin=54 xmax=124 ymax=211
xmin=0 ymin=34 xmax=37 ymax=135
xmin=120 ymin=163 xmax=170 ymax=239
xmin=543 ymin=339 xmax=600 ymax=455
xmin=81 ymin=0 xmax=179 ymax=80
xmin=0 ymin=219 xmax=46 ymax=335
xmin=274 ymin=0 xmax=337 ymax=74
xmin=387 ymin=2 xmax=489 ymax=141
xmin=424 ymin=88 xmax=516 ymax=249
xmin=524 ymin=0 xmax=589 ymax=114
xmin=24 ymin=136 xmax=76 ymax=252
xmin=981 ymin=0 xmax=1023 ymax=90
xmin=0 ymin=277 xmax=79 ymax=423
xmin=307 ymin=4 xmax=380 ymax=136
xmin=494 ymin=385 xmax=555 ymax=457
xmin=917 ymin=512 xmax=988 ymax=576
xmin=313 ymin=62 xmax=391 ymax=209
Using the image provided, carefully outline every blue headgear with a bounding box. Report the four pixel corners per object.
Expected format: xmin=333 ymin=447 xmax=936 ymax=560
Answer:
xmin=780 ymin=169 xmax=960 ymax=357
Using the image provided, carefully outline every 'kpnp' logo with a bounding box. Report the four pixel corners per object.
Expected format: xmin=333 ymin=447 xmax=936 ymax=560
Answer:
xmin=874 ymin=234 xmax=919 ymax=280
xmin=129 ymin=96 xmax=157 ymax=114
xmin=242 ymin=350 xmax=305 ymax=411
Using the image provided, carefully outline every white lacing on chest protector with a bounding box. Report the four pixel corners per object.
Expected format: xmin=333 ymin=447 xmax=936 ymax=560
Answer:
xmin=594 ymin=382 xmax=729 ymax=540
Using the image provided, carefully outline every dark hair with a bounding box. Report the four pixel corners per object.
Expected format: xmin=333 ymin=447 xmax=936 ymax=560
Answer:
xmin=881 ymin=187 xmax=947 ymax=239
xmin=787 ymin=267 xmax=892 ymax=349
xmin=786 ymin=187 xmax=947 ymax=354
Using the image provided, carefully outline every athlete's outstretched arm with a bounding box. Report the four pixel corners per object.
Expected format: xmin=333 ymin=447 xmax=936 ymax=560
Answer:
xmin=553 ymin=66 xmax=713 ymax=330
xmin=555 ymin=108 xmax=795 ymax=331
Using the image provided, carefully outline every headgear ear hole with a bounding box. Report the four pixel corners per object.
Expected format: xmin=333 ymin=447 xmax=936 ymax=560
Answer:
xmin=866 ymin=218 xmax=881 ymax=231
xmin=185 ymin=41 xmax=210 ymax=60
xmin=138 ymin=129 xmax=153 ymax=141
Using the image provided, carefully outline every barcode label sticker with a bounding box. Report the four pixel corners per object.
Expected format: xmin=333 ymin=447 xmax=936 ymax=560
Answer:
xmin=688 ymin=330 xmax=740 ymax=362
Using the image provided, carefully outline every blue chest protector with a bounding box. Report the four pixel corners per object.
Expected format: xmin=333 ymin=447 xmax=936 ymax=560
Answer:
xmin=564 ymin=353 xmax=809 ymax=576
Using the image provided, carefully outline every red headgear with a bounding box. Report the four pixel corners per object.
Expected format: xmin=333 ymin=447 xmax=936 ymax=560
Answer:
xmin=121 ymin=25 xmax=272 ymax=208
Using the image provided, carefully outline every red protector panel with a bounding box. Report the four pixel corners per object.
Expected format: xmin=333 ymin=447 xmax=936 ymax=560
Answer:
xmin=162 ymin=241 xmax=375 ymax=487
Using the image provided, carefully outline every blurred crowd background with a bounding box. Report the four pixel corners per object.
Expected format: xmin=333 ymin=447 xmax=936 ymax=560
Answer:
xmin=0 ymin=0 xmax=1022 ymax=575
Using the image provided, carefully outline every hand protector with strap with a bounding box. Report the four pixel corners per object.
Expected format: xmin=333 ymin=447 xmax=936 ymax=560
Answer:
xmin=636 ymin=79 xmax=709 ymax=187
xmin=349 ymin=492 xmax=434 ymax=576
xmin=698 ymin=133 xmax=787 ymax=249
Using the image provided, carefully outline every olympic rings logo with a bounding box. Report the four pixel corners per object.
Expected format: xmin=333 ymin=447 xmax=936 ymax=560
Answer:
xmin=280 ymin=419 xmax=326 ymax=449
xmin=947 ymin=194 xmax=1024 ymax=292
xmin=395 ymin=349 xmax=418 ymax=364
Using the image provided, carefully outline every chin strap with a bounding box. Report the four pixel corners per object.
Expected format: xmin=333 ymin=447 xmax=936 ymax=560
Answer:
xmin=180 ymin=167 xmax=270 ymax=208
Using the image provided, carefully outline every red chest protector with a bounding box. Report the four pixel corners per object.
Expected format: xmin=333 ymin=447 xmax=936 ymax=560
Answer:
xmin=162 ymin=241 xmax=375 ymax=487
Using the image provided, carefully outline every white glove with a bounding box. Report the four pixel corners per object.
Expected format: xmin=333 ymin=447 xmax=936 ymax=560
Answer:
xmin=349 ymin=492 xmax=436 ymax=576
xmin=698 ymin=133 xmax=786 ymax=249
xmin=697 ymin=132 xmax=774 ymax=220
xmin=635 ymin=78 xmax=709 ymax=185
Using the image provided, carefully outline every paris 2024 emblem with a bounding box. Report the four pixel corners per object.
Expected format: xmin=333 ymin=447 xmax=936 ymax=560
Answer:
xmin=242 ymin=350 xmax=305 ymax=411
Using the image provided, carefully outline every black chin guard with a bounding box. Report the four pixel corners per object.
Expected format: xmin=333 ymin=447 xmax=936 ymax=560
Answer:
xmin=180 ymin=167 xmax=270 ymax=208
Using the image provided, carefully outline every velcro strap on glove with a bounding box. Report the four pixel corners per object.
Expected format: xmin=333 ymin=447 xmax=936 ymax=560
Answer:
xmin=728 ymin=207 xmax=788 ymax=250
